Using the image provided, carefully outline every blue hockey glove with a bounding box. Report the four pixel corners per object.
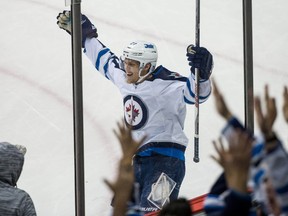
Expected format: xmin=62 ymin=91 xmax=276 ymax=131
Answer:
xmin=186 ymin=45 xmax=213 ymax=80
xmin=57 ymin=10 xmax=98 ymax=47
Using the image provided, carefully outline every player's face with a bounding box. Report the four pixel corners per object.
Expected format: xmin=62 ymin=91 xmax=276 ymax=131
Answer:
xmin=124 ymin=59 xmax=140 ymax=83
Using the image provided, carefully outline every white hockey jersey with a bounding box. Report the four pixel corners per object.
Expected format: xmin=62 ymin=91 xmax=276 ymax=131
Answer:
xmin=84 ymin=38 xmax=211 ymax=149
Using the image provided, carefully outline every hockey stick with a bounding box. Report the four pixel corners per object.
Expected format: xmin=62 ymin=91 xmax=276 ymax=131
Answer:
xmin=193 ymin=0 xmax=200 ymax=163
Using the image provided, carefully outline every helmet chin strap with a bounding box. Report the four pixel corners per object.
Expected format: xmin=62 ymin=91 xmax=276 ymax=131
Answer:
xmin=136 ymin=64 xmax=153 ymax=84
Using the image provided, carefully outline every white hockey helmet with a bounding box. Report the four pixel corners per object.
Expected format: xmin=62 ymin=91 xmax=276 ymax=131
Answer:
xmin=122 ymin=40 xmax=158 ymax=73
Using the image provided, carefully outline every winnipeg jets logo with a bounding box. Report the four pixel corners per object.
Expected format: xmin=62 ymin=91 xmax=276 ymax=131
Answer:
xmin=125 ymin=104 xmax=140 ymax=123
xmin=123 ymin=95 xmax=148 ymax=130
xmin=144 ymin=44 xmax=154 ymax=49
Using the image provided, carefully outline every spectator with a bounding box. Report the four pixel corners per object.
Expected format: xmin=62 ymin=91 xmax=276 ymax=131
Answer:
xmin=204 ymin=80 xmax=288 ymax=216
xmin=205 ymin=79 xmax=254 ymax=216
xmin=252 ymin=85 xmax=288 ymax=216
xmin=0 ymin=142 xmax=37 ymax=216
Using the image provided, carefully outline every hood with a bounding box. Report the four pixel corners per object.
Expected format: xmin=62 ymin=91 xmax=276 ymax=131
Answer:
xmin=0 ymin=142 xmax=24 ymax=186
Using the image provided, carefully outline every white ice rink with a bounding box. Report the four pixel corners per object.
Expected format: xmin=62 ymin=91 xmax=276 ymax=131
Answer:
xmin=0 ymin=0 xmax=288 ymax=215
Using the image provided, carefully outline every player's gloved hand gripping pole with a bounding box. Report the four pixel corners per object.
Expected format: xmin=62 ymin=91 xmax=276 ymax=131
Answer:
xmin=186 ymin=45 xmax=213 ymax=163
xmin=56 ymin=10 xmax=98 ymax=47
xmin=187 ymin=46 xmax=213 ymax=81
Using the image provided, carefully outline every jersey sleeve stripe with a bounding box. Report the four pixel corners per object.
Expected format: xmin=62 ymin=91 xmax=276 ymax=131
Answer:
xmin=184 ymin=96 xmax=195 ymax=104
xmin=186 ymin=79 xmax=195 ymax=98
xmin=95 ymin=48 xmax=110 ymax=70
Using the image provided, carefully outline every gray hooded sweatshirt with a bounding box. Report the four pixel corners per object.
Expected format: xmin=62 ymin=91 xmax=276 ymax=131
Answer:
xmin=0 ymin=142 xmax=37 ymax=216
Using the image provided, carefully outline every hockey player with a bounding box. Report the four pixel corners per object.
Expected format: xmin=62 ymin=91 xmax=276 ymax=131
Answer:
xmin=57 ymin=11 xmax=213 ymax=213
xmin=0 ymin=142 xmax=37 ymax=215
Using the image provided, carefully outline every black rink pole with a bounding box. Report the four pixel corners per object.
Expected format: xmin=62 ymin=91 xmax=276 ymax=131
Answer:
xmin=243 ymin=0 xmax=254 ymax=133
xmin=193 ymin=0 xmax=200 ymax=163
xmin=70 ymin=0 xmax=85 ymax=215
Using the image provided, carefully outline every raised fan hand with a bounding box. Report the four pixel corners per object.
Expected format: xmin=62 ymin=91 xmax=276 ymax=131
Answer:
xmin=254 ymin=85 xmax=277 ymax=136
xmin=103 ymin=119 xmax=146 ymax=216
xmin=212 ymin=78 xmax=232 ymax=120
xmin=113 ymin=119 xmax=146 ymax=162
xmin=211 ymin=130 xmax=253 ymax=193
xmin=103 ymin=119 xmax=146 ymax=190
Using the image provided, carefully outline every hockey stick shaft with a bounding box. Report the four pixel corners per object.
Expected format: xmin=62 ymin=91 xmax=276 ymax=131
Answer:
xmin=193 ymin=0 xmax=200 ymax=163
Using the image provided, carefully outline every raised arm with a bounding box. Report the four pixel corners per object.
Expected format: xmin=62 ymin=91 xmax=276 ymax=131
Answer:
xmin=212 ymin=78 xmax=232 ymax=120
xmin=104 ymin=119 xmax=146 ymax=216
xmin=56 ymin=11 xmax=124 ymax=83
xmin=56 ymin=10 xmax=98 ymax=47
xmin=254 ymin=85 xmax=278 ymax=151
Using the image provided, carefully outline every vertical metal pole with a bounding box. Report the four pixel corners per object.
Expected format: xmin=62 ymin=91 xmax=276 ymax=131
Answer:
xmin=243 ymin=0 xmax=254 ymax=133
xmin=71 ymin=0 xmax=85 ymax=215
xmin=193 ymin=0 xmax=200 ymax=163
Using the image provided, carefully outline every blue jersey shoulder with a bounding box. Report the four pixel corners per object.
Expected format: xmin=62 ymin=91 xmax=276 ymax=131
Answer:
xmin=149 ymin=66 xmax=187 ymax=82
